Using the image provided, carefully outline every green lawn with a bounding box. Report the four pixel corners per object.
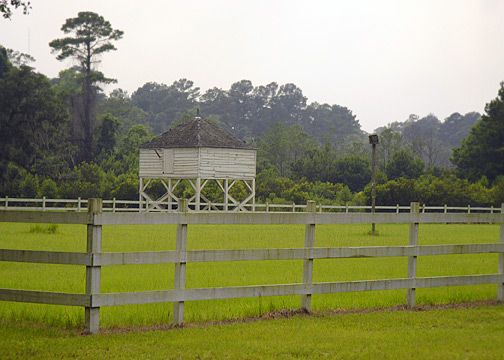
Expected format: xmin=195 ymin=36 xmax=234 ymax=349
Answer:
xmin=1 ymin=305 xmax=504 ymax=359
xmin=0 ymin=222 xmax=501 ymax=328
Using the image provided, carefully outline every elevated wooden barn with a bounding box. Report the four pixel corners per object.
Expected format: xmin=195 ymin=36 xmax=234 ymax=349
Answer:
xmin=139 ymin=117 xmax=256 ymax=211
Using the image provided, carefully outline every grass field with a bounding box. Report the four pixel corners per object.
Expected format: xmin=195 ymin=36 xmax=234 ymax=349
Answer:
xmin=1 ymin=305 xmax=504 ymax=359
xmin=0 ymin=222 xmax=501 ymax=329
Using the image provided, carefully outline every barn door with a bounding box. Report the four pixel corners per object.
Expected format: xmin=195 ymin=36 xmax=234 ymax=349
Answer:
xmin=163 ymin=149 xmax=174 ymax=174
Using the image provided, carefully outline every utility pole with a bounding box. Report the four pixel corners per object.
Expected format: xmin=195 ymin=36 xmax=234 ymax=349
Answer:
xmin=369 ymin=134 xmax=379 ymax=235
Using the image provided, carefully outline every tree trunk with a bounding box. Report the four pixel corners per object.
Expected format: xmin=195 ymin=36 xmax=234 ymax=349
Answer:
xmin=82 ymin=42 xmax=94 ymax=161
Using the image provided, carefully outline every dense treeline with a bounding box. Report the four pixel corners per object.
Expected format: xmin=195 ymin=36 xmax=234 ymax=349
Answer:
xmin=1 ymin=11 xmax=504 ymax=207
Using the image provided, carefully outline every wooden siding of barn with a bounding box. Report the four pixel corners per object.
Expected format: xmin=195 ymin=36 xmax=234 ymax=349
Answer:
xmin=198 ymin=148 xmax=256 ymax=179
xmin=139 ymin=149 xmax=199 ymax=178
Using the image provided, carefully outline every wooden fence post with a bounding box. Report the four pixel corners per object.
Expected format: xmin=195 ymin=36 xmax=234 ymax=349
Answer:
xmin=174 ymin=198 xmax=188 ymax=326
xmin=85 ymin=198 xmax=102 ymax=334
xmin=301 ymin=200 xmax=316 ymax=312
xmin=498 ymin=203 xmax=504 ymax=302
xmin=407 ymin=202 xmax=420 ymax=308
xmin=42 ymin=196 xmax=46 ymax=211
xmin=4 ymin=196 xmax=8 ymax=210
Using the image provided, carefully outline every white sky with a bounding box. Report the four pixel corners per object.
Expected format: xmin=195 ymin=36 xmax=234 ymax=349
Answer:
xmin=1 ymin=0 xmax=503 ymax=132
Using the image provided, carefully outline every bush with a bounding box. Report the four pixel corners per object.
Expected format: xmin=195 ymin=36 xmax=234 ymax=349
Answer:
xmin=38 ymin=178 xmax=59 ymax=198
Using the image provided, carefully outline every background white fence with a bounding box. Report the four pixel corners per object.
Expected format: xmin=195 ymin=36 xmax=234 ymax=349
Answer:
xmin=1 ymin=196 xmax=502 ymax=213
xmin=0 ymin=199 xmax=503 ymax=334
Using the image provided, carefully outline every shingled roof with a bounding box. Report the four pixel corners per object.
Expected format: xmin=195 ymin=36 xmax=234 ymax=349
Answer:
xmin=140 ymin=117 xmax=255 ymax=150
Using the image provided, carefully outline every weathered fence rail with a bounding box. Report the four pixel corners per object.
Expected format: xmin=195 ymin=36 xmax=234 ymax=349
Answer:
xmin=0 ymin=199 xmax=503 ymax=334
xmin=1 ymin=196 xmax=502 ymax=214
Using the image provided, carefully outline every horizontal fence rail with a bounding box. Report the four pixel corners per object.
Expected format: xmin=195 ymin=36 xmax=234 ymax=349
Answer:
xmin=1 ymin=196 xmax=502 ymax=214
xmin=0 ymin=199 xmax=503 ymax=334
xmin=1 ymin=211 xmax=503 ymax=226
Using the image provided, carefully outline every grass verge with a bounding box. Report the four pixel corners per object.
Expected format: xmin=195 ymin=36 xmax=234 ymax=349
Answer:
xmin=1 ymin=303 xmax=504 ymax=359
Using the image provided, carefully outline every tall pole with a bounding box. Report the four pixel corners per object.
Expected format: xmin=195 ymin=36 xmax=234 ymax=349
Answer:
xmin=369 ymin=134 xmax=379 ymax=235
xmin=371 ymin=142 xmax=377 ymax=234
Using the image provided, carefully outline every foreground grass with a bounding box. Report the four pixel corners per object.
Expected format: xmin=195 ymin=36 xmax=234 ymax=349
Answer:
xmin=1 ymin=305 xmax=504 ymax=359
xmin=0 ymin=223 xmax=501 ymax=328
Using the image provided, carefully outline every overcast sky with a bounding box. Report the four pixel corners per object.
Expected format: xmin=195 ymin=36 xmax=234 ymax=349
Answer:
xmin=1 ymin=0 xmax=503 ymax=132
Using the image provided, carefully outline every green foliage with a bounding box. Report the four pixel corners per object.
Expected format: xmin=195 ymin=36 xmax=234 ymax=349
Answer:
xmin=258 ymin=123 xmax=316 ymax=176
xmin=366 ymin=174 xmax=498 ymax=206
xmin=110 ymin=174 xmax=138 ymax=200
xmin=0 ymin=49 xmax=73 ymax=175
xmin=59 ymin=162 xmax=108 ymax=199
xmin=38 ymin=178 xmax=59 ymax=198
xmin=368 ymin=177 xmax=418 ymax=205
xmin=96 ymin=89 xmax=147 ymax=133
xmin=131 ymin=80 xmax=199 ymax=133
xmin=0 ymin=162 xmax=26 ymax=196
xmin=386 ymin=150 xmax=424 ymax=180
xmin=19 ymin=173 xmax=38 ymax=197
xmin=376 ymin=112 xmax=480 ymax=169
xmin=291 ymin=143 xmax=371 ymax=192
xmin=256 ymin=168 xmax=357 ymax=205
xmin=96 ymin=113 xmax=121 ymax=157
xmin=452 ymin=82 xmax=504 ymax=181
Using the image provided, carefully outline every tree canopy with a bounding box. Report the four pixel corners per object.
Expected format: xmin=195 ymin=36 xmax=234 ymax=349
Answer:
xmin=452 ymin=83 xmax=504 ymax=181
xmin=49 ymin=12 xmax=123 ymax=161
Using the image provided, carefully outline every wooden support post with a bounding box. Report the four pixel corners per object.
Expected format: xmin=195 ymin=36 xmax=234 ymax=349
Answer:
xmin=251 ymin=178 xmax=256 ymax=212
xmin=195 ymin=178 xmax=201 ymax=211
xmin=468 ymin=205 xmax=471 ymax=214
xmin=85 ymin=198 xmax=102 ymax=334
xmin=301 ymin=200 xmax=316 ymax=312
xmin=4 ymin=196 xmax=8 ymax=210
xmin=42 ymin=196 xmax=46 ymax=211
xmin=396 ymin=204 xmax=400 ymax=214
xmin=224 ymin=179 xmax=229 ymax=211
xmin=112 ymin=197 xmax=116 ymax=213
xmin=174 ymin=198 xmax=188 ymax=326
xmin=444 ymin=204 xmax=447 ymax=214
xmin=139 ymin=178 xmax=143 ymax=212
xmin=168 ymin=179 xmax=173 ymax=211
xmin=498 ymin=203 xmax=504 ymax=302
xmin=407 ymin=202 xmax=419 ymax=308
xmin=77 ymin=197 xmax=81 ymax=212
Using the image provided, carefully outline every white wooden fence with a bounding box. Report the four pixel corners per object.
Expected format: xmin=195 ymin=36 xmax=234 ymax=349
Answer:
xmin=1 ymin=196 xmax=502 ymax=214
xmin=0 ymin=199 xmax=503 ymax=334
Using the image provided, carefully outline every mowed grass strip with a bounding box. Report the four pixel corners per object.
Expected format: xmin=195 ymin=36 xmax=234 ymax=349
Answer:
xmin=0 ymin=223 xmax=500 ymax=327
xmin=1 ymin=305 xmax=504 ymax=359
